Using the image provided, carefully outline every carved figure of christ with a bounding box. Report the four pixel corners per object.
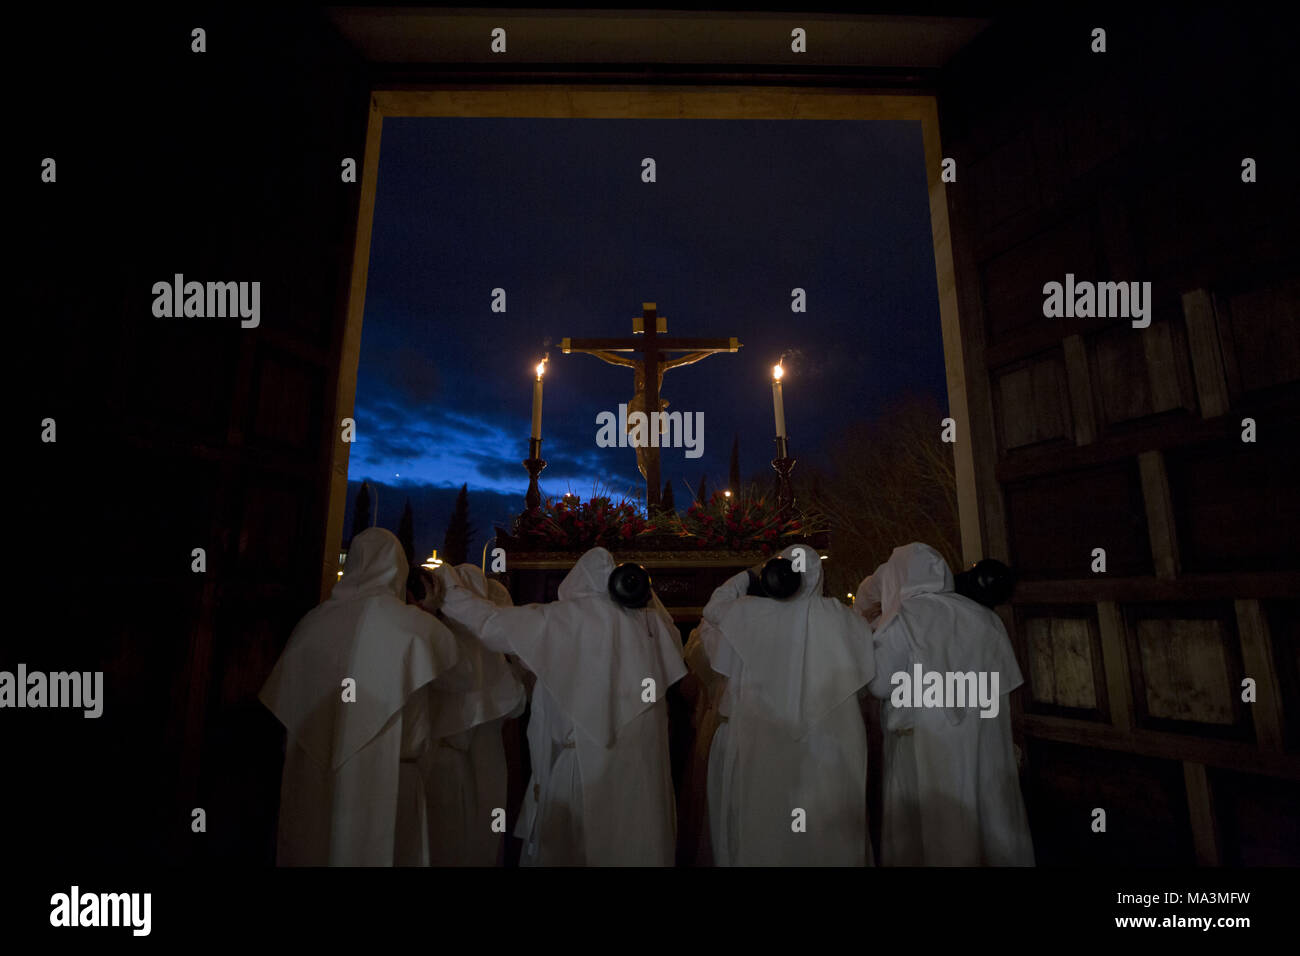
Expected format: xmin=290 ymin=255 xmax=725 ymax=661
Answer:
xmin=562 ymin=303 xmax=741 ymax=509
xmin=588 ymin=349 xmax=717 ymax=475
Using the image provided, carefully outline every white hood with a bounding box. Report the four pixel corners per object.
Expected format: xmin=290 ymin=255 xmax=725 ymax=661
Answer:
xmin=441 ymin=547 xmax=685 ymax=749
xmin=868 ymin=543 xmax=954 ymax=632
xmin=260 ymin=527 xmax=459 ymax=770
xmin=870 ymin=542 xmax=1022 ymax=723
xmin=332 ymin=525 xmax=410 ymax=602
xmin=705 ymin=543 xmax=875 ymax=738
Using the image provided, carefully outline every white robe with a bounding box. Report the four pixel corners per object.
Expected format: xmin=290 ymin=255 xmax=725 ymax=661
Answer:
xmin=681 ymin=626 xmax=727 ymax=865
xmin=859 ymin=543 xmax=1035 ymax=866
xmin=424 ymin=564 xmax=526 ymax=866
xmin=259 ymin=528 xmax=459 ymax=866
xmin=438 ymin=547 xmax=686 ymax=866
xmin=700 ymin=543 xmax=877 ymax=866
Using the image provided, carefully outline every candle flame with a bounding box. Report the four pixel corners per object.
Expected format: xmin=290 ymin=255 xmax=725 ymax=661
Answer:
xmin=536 ymin=358 xmax=547 ymax=380
xmin=773 ymin=363 xmax=785 ymax=381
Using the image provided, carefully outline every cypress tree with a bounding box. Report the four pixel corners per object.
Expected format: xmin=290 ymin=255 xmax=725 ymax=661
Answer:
xmin=729 ymin=434 xmax=741 ymax=494
xmin=442 ymin=483 xmax=475 ymax=566
xmin=661 ymin=479 xmax=676 ymax=514
xmin=350 ymin=482 xmax=372 ymax=543
xmin=397 ymin=498 xmax=416 ymax=567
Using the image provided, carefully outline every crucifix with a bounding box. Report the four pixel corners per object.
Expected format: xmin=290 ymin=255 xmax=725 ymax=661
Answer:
xmin=562 ymin=302 xmax=741 ymax=510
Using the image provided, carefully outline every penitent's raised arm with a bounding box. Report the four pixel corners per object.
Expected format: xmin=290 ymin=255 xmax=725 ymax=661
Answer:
xmin=702 ymin=570 xmax=749 ymax=626
xmin=865 ymin=614 xmax=914 ymax=701
xmin=436 ymin=567 xmax=548 ymax=658
xmin=696 ymin=571 xmax=749 ymax=679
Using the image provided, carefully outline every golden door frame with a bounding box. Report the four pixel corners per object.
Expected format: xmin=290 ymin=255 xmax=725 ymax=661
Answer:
xmin=321 ymin=86 xmax=978 ymax=600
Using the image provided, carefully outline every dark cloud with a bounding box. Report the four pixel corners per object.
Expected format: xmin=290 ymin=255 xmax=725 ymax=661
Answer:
xmin=466 ymin=453 xmax=523 ymax=483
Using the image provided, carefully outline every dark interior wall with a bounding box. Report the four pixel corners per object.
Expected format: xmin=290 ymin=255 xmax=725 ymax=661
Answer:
xmin=17 ymin=7 xmax=370 ymax=864
xmin=938 ymin=7 xmax=1300 ymax=864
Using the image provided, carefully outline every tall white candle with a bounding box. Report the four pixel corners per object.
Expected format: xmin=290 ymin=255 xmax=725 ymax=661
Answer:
xmin=531 ymin=361 xmax=545 ymax=440
xmin=772 ymin=364 xmax=787 ymax=439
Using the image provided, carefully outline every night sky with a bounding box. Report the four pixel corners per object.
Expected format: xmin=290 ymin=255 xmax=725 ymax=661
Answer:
xmin=347 ymin=117 xmax=948 ymax=561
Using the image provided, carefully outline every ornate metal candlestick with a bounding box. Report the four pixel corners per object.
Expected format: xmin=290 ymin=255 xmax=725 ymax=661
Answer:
xmin=772 ymin=435 xmax=796 ymax=514
xmin=523 ymin=437 xmax=547 ymax=511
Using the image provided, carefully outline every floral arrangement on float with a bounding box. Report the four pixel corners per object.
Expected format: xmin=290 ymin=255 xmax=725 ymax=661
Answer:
xmin=666 ymin=488 xmax=813 ymax=555
xmin=511 ymin=489 xmax=651 ymax=551
xmin=509 ymin=482 xmax=823 ymax=556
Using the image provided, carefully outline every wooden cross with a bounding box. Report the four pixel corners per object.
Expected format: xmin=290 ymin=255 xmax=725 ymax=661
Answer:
xmin=562 ymin=303 xmax=741 ymax=510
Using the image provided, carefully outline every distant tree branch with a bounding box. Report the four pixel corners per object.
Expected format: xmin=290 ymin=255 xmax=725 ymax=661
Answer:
xmin=804 ymin=394 xmax=961 ymax=597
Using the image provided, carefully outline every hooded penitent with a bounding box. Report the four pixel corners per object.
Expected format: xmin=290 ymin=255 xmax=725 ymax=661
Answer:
xmin=861 ymin=542 xmax=1034 ymax=866
xmin=428 ymin=565 xmax=525 ymax=740
xmin=421 ymin=563 xmax=526 ymax=866
xmin=259 ymin=527 xmax=460 ymax=866
xmin=857 ymin=542 xmax=954 ymax=632
xmin=437 ymin=547 xmax=686 ymax=866
xmin=698 ymin=542 xmax=877 ymax=866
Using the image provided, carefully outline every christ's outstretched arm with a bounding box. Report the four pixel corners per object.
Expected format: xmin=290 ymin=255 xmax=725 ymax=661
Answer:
xmin=661 ymin=350 xmax=718 ymax=370
xmin=583 ymin=350 xmax=638 ymax=368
